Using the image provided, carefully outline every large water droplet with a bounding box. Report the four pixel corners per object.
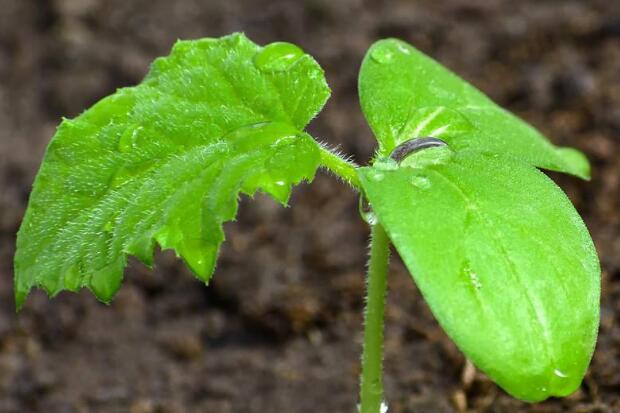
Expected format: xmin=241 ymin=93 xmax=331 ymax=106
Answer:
xmin=554 ymin=369 xmax=568 ymax=378
xmin=359 ymin=196 xmax=378 ymax=226
xmin=118 ymin=126 xmax=143 ymax=153
xmin=225 ymin=122 xmax=298 ymax=152
xmin=411 ymin=175 xmax=431 ymax=189
xmin=371 ymin=45 xmax=394 ymax=64
xmin=254 ymin=42 xmax=304 ymax=72
xmin=399 ymin=145 xmax=454 ymax=169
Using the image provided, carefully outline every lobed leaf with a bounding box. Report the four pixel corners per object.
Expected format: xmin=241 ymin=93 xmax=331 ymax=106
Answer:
xmin=14 ymin=33 xmax=329 ymax=307
xmin=358 ymin=149 xmax=600 ymax=401
xmin=359 ymin=39 xmax=590 ymax=179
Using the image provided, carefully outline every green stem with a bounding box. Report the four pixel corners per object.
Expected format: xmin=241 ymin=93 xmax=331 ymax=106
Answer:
xmin=360 ymin=223 xmax=390 ymax=413
xmin=318 ymin=145 xmax=362 ymax=190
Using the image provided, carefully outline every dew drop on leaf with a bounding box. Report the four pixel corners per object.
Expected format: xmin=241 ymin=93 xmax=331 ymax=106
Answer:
xmin=370 ymin=44 xmax=394 ymax=64
xmin=395 ymin=43 xmax=410 ymax=55
xmin=554 ymin=369 xmax=568 ymax=378
xmin=254 ymin=42 xmax=304 ymax=72
xmin=411 ymin=175 xmax=431 ymax=189
xmin=358 ymin=195 xmax=378 ymax=226
xmin=117 ymin=126 xmax=143 ymax=153
xmin=369 ymin=171 xmax=385 ymax=182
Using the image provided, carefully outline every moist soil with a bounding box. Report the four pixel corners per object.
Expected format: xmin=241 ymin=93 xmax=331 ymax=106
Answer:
xmin=0 ymin=1 xmax=619 ymax=412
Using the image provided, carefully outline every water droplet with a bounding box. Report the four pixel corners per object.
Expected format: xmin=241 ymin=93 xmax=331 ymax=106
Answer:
xmin=411 ymin=175 xmax=431 ymax=189
xmin=359 ymin=196 xmax=378 ymax=226
xmin=254 ymin=42 xmax=304 ymax=72
xmin=371 ymin=45 xmax=394 ymax=64
xmin=118 ymin=126 xmax=143 ymax=153
xmin=554 ymin=369 xmax=568 ymax=378
xmin=369 ymin=171 xmax=385 ymax=182
xmin=275 ymin=180 xmax=286 ymax=187
xmin=396 ymin=43 xmax=410 ymax=55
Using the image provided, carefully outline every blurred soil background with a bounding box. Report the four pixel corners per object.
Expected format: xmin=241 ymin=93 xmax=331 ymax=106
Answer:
xmin=0 ymin=0 xmax=619 ymax=412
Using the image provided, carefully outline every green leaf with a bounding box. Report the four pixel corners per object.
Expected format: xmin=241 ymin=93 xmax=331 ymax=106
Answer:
xmin=358 ymin=149 xmax=600 ymax=401
xmin=14 ymin=33 xmax=329 ymax=307
xmin=359 ymin=39 xmax=590 ymax=179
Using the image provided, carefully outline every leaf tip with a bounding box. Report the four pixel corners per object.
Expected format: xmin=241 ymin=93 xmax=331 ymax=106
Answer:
xmin=555 ymin=147 xmax=591 ymax=180
xmin=179 ymin=239 xmax=217 ymax=283
xmin=14 ymin=288 xmax=27 ymax=312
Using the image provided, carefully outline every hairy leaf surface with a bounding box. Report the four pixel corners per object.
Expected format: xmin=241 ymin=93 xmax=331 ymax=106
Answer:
xmin=15 ymin=33 xmax=329 ymax=307
xmin=359 ymin=39 xmax=589 ymax=179
xmin=358 ymin=149 xmax=599 ymax=401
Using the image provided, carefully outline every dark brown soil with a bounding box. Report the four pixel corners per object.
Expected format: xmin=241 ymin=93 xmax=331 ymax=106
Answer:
xmin=1 ymin=0 xmax=619 ymax=412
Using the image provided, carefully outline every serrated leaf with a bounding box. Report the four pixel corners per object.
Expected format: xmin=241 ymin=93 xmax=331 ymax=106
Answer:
xmin=15 ymin=33 xmax=329 ymax=307
xmin=358 ymin=149 xmax=600 ymax=401
xmin=359 ymin=39 xmax=590 ymax=179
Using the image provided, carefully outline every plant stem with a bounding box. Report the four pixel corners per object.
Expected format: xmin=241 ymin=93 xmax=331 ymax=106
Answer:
xmin=360 ymin=223 xmax=390 ymax=413
xmin=318 ymin=145 xmax=362 ymax=190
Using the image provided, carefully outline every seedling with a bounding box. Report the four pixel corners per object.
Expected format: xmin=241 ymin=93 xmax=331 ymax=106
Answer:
xmin=14 ymin=33 xmax=600 ymax=411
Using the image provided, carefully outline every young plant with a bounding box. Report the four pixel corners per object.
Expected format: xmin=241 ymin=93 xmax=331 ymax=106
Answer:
xmin=14 ymin=33 xmax=600 ymax=411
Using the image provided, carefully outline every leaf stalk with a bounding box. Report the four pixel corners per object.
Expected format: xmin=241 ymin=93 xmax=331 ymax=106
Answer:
xmin=318 ymin=146 xmax=362 ymax=190
xmin=360 ymin=223 xmax=390 ymax=413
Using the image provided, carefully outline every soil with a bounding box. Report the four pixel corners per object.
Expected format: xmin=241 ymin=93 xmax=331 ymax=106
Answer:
xmin=0 ymin=0 xmax=619 ymax=412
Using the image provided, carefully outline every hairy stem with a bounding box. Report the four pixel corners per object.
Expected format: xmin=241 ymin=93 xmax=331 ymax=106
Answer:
xmin=318 ymin=146 xmax=362 ymax=190
xmin=360 ymin=223 xmax=390 ymax=413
